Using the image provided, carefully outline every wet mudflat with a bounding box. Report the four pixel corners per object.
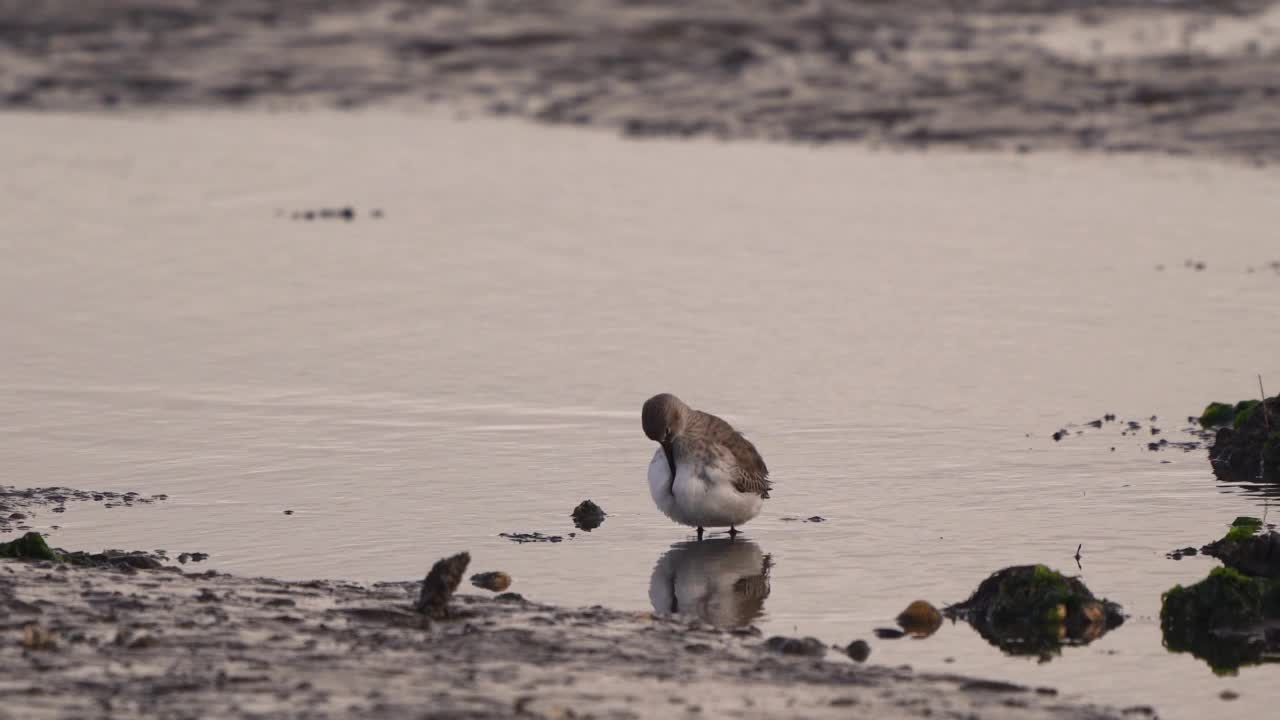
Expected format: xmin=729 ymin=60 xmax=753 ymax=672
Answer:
xmin=1 ymin=557 xmax=1136 ymax=720
xmin=3 ymin=107 xmax=1280 ymax=720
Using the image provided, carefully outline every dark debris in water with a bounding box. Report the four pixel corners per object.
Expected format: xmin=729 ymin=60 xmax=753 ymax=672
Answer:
xmin=499 ymin=532 xmax=566 ymax=544
xmin=780 ymin=516 xmax=827 ymax=523
xmin=0 ymin=486 xmax=167 ymax=534
xmin=570 ymin=500 xmax=606 ymax=531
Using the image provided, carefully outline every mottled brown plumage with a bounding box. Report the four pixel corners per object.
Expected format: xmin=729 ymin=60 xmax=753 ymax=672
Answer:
xmin=643 ymin=394 xmax=771 ymax=499
xmin=680 ymin=409 xmax=771 ymax=498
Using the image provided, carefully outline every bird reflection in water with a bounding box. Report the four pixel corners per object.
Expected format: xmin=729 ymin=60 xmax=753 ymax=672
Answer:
xmin=648 ymin=538 xmax=772 ymax=628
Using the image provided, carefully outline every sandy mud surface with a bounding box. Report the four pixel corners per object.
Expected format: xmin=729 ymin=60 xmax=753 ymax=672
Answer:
xmin=3 ymin=1 xmax=1280 ymax=161
xmin=0 ymin=557 xmax=1133 ymax=720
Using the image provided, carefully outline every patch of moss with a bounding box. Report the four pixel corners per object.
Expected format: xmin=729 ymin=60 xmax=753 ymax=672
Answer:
xmin=0 ymin=532 xmax=61 ymax=561
xmin=1161 ymin=567 xmax=1280 ymax=674
xmin=947 ymin=564 xmax=1123 ymax=660
xmin=1224 ymin=517 xmax=1263 ymax=542
xmin=1264 ymin=431 xmax=1280 ymax=469
xmin=1232 ymin=400 xmax=1261 ymax=429
xmin=1199 ymin=402 xmax=1236 ymax=428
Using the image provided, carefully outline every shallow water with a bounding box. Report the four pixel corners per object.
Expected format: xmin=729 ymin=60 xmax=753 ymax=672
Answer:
xmin=3 ymin=111 xmax=1279 ymax=717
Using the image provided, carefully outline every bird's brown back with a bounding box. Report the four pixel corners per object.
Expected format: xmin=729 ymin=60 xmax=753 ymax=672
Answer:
xmin=686 ymin=409 xmax=771 ymax=498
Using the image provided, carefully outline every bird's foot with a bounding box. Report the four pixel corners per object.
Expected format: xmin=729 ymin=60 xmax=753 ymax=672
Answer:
xmin=728 ymin=526 xmax=740 ymax=538
xmin=696 ymin=526 xmax=704 ymax=541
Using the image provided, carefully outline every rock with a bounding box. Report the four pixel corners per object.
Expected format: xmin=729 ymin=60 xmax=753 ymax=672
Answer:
xmin=896 ymin=600 xmax=942 ymax=638
xmin=873 ymin=628 xmax=905 ymax=639
xmin=1202 ymin=395 xmax=1279 ymax=482
xmin=944 ymin=564 xmax=1124 ymax=659
xmin=416 ymin=551 xmax=470 ymax=619
xmin=845 ymin=639 xmax=871 ymax=662
xmin=470 ymin=571 xmax=512 ymax=592
xmin=763 ymin=636 xmax=826 ymax=657
xmin=1200 ymin=520 xmax=1280 ymax=578
xmin=494 ymin=592 xmax=526 ymax=603
xmin=21 ymin=624 xmax=57 ymax=651
xmin=1161 ymin=566 xmax=1280 ymax=673
xmin=1052 ymin=430 xmax=1066 ymax=442
xmin=0 ymin=532 xmax=60 ymax=561
xmin=570 ymin=500 xmax=606 ymax=531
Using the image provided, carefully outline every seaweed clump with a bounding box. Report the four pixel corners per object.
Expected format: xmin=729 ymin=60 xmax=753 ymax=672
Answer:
xmin=0 ymin=532 xmax=61 ymax=561
xmin=1161 ymin=567 xmax=1280 ymax=674
xmin=1200 ymin=517 xmax=1280 ymax=579
xmin=1202 ymin=395 xmax=1280 ymax=482
xmin=947 ymin=563 xmax=1126 ymax=661
xmin=944 ymin=564 xmax=1124 ymax=660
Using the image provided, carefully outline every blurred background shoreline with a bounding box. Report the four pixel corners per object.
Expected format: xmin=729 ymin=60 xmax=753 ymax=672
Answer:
xmin=3 ymin=0 xmax=1280 ymax=162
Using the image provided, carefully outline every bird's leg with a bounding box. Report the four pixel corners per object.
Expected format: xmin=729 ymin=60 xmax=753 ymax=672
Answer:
xmin=728 ymin=526 xmax=739 ymax=538
xmin=696 ymin=526 xmax=704 ymax=541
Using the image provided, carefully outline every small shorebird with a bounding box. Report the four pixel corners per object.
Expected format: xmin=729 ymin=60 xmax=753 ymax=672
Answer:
xmin=641 ymin=393 xmax=771 ymax=540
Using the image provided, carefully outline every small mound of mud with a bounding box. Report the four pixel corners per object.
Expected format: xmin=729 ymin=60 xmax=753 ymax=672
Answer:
xmin=1203 ymin=395 xmax=1280 ymax=482
xmin=945 ymin=565 xmax=1124 ymax=659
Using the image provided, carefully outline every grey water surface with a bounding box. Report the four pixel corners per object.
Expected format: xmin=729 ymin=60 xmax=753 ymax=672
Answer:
xmin=3 ymin=111 xmax=1279 ymax=718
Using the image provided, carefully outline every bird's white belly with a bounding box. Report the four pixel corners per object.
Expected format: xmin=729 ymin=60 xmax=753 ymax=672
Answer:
xmin=648 ymin=449 xmax=763 ymax=528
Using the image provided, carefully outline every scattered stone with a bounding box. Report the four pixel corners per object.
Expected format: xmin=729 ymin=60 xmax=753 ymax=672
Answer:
xmin=1086 ymin=420 xmax=1103 ymax=429
xmin=1052 ymin=430 xmax=1066 ymax=442
xmin=416 ymin=551 xmax=470 ymax=619
xmin=896 ymin=600 xmax=942 ymax=638
xmin=845 ymin=640 xmax=871 ymax=663
xmin=494 ymin=592 xmax=525 ymax=603
xmin=570 ymin=500 xmax=606 ymax=531
xmin=21 ymin=623 xmax=57 ymax=651
xmin=1219 ymin=690 xmax=1239 ymax=701
xmin=1165 ymin=547 xmax=1198 ymax=560
xmin=470 ymin=571 xmax=512 ymax=592
xmin=873 ymin=628 xmax=906 ymax=640
xmin=283 ymin=510 xmax=294 ymax=515
xmin=763 ymin=636 xmax=826 ymax=658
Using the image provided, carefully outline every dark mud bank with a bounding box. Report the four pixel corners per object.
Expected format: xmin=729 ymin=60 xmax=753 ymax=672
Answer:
xmin=0 ymin=556 xmax=1134 ymax=719
xmin=3 ymin=1 xmax=1280 ymax=162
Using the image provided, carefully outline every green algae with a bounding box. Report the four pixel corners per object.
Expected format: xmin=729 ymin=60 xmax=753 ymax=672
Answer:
xmin=946 ymin=564 xmax=1123 ymax=660
xmin=1160 ymin=567 xmax=1280 ymax=674
xmin=0 ymin=531 xmax=61 ymax=561
xmin=1199 ymin=402 xmax=1236 ymax=428
xmin=1224 ymin=516 xmax=1263 ymax=542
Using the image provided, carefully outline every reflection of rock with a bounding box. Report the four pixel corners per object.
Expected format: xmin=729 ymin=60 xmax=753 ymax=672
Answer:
xmin=1161 ymin=567 xmax=1280 ymax=674
xmin=648 ymin=539 xmax=771 ymax=628
xmin=944 ymin=565 xmax=1124 ymax=660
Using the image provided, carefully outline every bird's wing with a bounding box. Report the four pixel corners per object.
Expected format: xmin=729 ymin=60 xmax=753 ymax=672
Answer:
xmin=694 ymin=410 xmax=772 ymax=498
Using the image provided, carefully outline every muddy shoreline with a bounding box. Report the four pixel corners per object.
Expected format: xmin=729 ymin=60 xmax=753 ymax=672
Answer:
xmin=3 ymin=1 xmax=1280 ymax=162
xmin=2 ymin=557 xmax=1135 ymax=720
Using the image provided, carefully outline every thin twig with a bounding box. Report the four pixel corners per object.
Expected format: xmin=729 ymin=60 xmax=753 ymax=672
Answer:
xmin=1259 ymin=374 xmax=1271 ymax=431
